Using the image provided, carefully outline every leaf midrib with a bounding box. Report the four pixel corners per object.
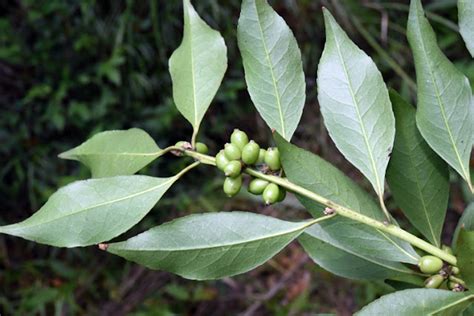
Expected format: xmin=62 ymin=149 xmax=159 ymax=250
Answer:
xmin=111 ymin=221 xmax=310 ymax=252
xmin=376 ymin=229 xmax=418 ymax=262
xmin=303 ymin=232 xmax=417 ymax=275
xmin=253 ymin=1 xmax=286 ymax=138
xmin=1 ymin=177 xmax=175 ymax=232
xmin=185 ymin=3 xmax=199 ymax=128
xmin=328 ymin=20 xmax=383 ymax=197
xmin=404 ymin=135 xmax=439 ymax=246
xmin=69 ymin=151 xmax=163 ymax=157
xmin=428 ymin=294 xmax=474 ymax=315
xmin=413 ymin=11 xmax=470 ymax=184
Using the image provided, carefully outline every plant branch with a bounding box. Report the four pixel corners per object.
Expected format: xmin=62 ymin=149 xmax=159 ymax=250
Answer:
xmin=180 ymin=150 xmax=457 ymax=266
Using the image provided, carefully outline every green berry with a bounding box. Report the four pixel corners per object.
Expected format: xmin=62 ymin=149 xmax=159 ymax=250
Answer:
xmin=224 ymin=160 xmax=242 ymax=178
xmin=451 ymin=267 xmax=460 ymax=275
xmin=230 ymin=129 xmax=249 ymax=150
xmin=257 ymin=149 xmax=266 ymax=164
xmin=424 ymin=275 xmax=444 ymax=289
xmin=277 ymin=187 xmax=286 ymax=202
xmin=265 ymin=147 xmax=281 ymax=171
xmin=248 ymin=179 xmax=269 ymax=195
xmin=195 ymin=142 xmax=208 ymax=154
xmin=216 ymin=150 xmax=230 ymax=171
xmin=224 ymin=143 xmax=241 ymax=160
xmin=448 ymin=281 xmax=458 ymax=290
xmin=418 ymin=256 xmax=443 ymax=274
xmin=263 ymin=183 xmax=280 ymax=205
xmin=242 ymin=141 xmax=260 ymax=165
xmin=223 ymin=175 xmax=242 ymax=197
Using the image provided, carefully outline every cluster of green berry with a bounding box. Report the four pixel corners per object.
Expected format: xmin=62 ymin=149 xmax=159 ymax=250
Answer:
xmin=419 ymin=248 xmax=464 ymax=291
xmin=215 ymin=129 xmax=285 ymax=204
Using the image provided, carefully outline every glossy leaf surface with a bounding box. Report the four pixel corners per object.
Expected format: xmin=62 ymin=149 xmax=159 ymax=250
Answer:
xmin=169 ymin=0 xmax=227 ymax=135
xmin=386 ymin=91 xmax=449 ymax=247
xmin=317 ymin=9 xmax=395 ymax=198
xmin=408 ymin=0 xmax=473 ymax=189
xmin=59 ymin=129 xmax=162 ymax=178
xmin=237 ymin=0 xmax=305 ymax=141
xmin=107 ymin=212 xmax=311 ymax=280
xmin=0 ymin=175 xmax=178 ymax=247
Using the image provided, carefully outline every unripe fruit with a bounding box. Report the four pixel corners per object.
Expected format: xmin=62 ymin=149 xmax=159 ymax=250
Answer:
xmin=242 ymin=141 xmax=260 ymax=165
xmin=257 ymin=149 xmax=266 ymax=164
xmin=224 ymin=160 xmax=242 ymax=178
xmin=451 ymin=267 xmax=460 ymax=275
xmin=223 ymin=175 xmax=242 ymax=197
xmin=195 ymin=142 xmax=209 ymax=154
xmin=216 ymin=150 xmax=230 ymax=171
xmin=263 ymin=183 xmax=280 ymax=205
xmin=224 ymin=143 xmax=241 ymax=160
xmin=424 ymin=275 xmax=444 ymax=289
xmin=248 ymin=179 xmax=269 ymax=195
xmin=418 ymin=256 xmax=443 ymax=274
xmin=448 ymin=281 xmax=458 ymax=290
xmin=230 ymin=129 xmax=249 ymax=150
xmin=265 ymin=148 xmax=281 ymax=171
xmin=277 ymin=187 xmax=286 ymax=202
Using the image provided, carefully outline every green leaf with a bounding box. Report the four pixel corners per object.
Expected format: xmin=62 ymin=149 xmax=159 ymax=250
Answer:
xmin=459 ymin=0 xmax=474 ymax=57
xmin=169 ymin=0 xmax=227 ymax=138
xmin=386 ymin=91 xmax=449 ymax=247
xmin=317 ymin=9 xmax=395 ymax=200
xmin=59 ymin=128 xmax=162 ymax=178
xmin=355 ymin=289 xmax=474 ymax=316
xmin=237 ymin=0 xmax=305 ymax=141
xmin=0 ymin=175 xmax=178 ymax=247
xmin=453 ymin=203 xmax=474 ymax=289
xmin=407 ymin=0 xmax=473 ymax=190
xmin=107 ymin=212 xmax=311 ymax=280
xmin=275 ymin=134 xmax=419 ymax=265
xmin=456 ymin=229 xmax=474 ymax=289
xmin=453 ymin=203 xmax=474 ymax=250
xmin=299 ymin=229 xmax=421 ymax=282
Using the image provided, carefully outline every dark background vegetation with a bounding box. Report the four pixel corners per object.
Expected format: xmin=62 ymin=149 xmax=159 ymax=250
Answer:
xmin=0 ymin=0 xmax=472 ymax=315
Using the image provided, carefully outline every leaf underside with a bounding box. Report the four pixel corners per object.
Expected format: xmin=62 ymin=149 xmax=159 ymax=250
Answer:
xmin=107 ymin=212 xmax=310 ymax=280
xmin=59 ymin=128 xmax=162 ymax=178
xmin=237 ymin=0 xmax=305 ymax=141
xmin=386 ymin=91 xmax=449 ymax=247
xmin=317 ymin=9 xmax=395 ymax=198
xmin=458 ymin=0 xmax=474 ymax=57
xmin=407 ymin=0 xmax=473 ymax=189
xmin=355 ymin=289 xmax=473 ymax=315
xmin=275 ymin=134 xmax=420 ymax=276
xmin=169 ymin=0 xmax=227 ymax=135
xmin=0 ymin=175 xmax=177 ymax=247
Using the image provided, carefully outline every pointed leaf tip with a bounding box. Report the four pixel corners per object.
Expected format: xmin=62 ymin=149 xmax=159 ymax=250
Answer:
xmin=169 ymin=0 xmax=227 ymax=137
xmin=407 ymin=0 xmax=473 ymax=187
xmin=237 ymin=0 xmax=305 ymax=141
xmin=317 ymin=7 xmax=395 ymax=199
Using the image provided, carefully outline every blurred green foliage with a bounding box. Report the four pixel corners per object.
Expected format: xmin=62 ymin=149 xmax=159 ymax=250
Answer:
xmin=0 ymin=0 xmax=472 ymax=314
